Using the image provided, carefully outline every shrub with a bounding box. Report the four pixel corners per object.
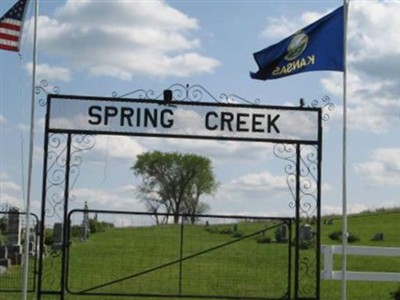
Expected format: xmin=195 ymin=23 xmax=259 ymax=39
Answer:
xmin=299 ymin=241 xmax=313 ymax=250
xmin=70 ymin=225 xmax=81 ymax=238
xmin=219 ymin=228 xmax=233 ymax=235
xmin=390 ymin=286 xmax=400 ymax=300
xmin=44 ymin=229 xmax=53 ymax=246
xmin=328 ymin=231 xmax=360 ymax=243
xmin=347 ymin=233 xmax=360 ymax=243
xmin=232 ymin=231 xmax=243 ymax=238
xmin=328 ymin=230 xmax=342 ymax=241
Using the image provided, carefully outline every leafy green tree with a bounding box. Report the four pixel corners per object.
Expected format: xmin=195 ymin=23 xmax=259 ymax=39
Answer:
xmin=132 ymin=151 xmax=218 ymax=224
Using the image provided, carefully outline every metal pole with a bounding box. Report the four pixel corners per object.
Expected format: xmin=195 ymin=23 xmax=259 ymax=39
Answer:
xmin=179 ymin=215 xmax=185 ymax=295
xmin=294 ymin=143 xmax=301 ymax=299
xmin=316 ymin=108 xmax=323 ymax=299
xmin=22 ymin=0 xmax=38 ymax=298
xmin=341 ymin=1 xmax=350 ymax=299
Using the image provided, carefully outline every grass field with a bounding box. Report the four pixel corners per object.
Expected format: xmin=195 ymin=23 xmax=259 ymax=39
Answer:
xmin=319 ymin=209 xmax=400 ymax=300
xmin=0 ymin=209 xmax=399 ymax=300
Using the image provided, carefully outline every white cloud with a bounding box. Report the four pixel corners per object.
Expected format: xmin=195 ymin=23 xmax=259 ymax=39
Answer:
xmin=323 ymin=2 xmax=399 ymax=133
xmin=25 ymin=63 xmax=71 ymax=82
xmin=260 ymin=8 xmax=333 ymax=39
xmin=222 ymin=171 xmax=288 ymax=199
xmin=0 ymin=115 xmax=6 ymax=124
xmin=0 ymin=172 xmax=23 ymax=209
xmin=30 ymin=0 xmax=220 ymax=80
xmin=354 ymin=147 xmax=400 ymax=186
xmin=348 ymin=2 xmax=400 ymax=78
xmin=93 ymin=136 xmax=147 ymax=160
xmin=72 ymin=186 xmax=144 ymax=211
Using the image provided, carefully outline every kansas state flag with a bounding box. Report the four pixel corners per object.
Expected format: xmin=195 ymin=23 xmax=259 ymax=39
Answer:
xmin=251 ymin=6 xmax=344 ymax=80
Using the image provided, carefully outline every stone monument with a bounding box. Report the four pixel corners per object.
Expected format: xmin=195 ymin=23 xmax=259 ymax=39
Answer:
xmin=7 ymin=208 xmax=22 ymax=265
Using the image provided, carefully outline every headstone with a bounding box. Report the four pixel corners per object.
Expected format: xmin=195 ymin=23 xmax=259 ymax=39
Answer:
xmin=300 ymin=224 xmax=313 ymax=241
xmin=0 ymin=265 xmax=6 ymax=275
xmin=7 ymin=209 xmax=21 ymax=246
xmin=371 ymin=232 xmax=384 ymax=241
xmin=205 ymin=220 xmax=210 ymax=230
xmin=7 ymin=209 xmax=22 ymax=264
xmin=28 ymin=231 xmax=36 ymax=256
xmin=52 ymin=223 xmax=63 ymax=251
xmin=233 ymin=224 xmax=238 ymax=232
xmin=0 ymin=243 xmax=10 ymax=268
xmin=0 ymin=243 xmax=7 ymax=259
xmin=278 ymin=225 xmax=288 ymax=243
xmin=81 ymin=202 xmax=90 ymax=241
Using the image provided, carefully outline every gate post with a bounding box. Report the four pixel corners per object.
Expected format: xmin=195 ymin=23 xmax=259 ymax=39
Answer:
xmin=294 ymin=143 xmax=301 ymax=300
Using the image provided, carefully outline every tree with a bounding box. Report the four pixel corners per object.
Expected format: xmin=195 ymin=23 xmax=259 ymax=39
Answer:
xmin=132 ymin=151 xmax=218 ymax=224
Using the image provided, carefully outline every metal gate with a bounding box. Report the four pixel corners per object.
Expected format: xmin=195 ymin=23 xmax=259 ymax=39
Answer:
xmin=0 ymin=210 xmax=39 ymax=293
xmin=36 ymin=83 xmax=326 ymax=299
xmin=66 ymin=210 xmax=294 ymax=299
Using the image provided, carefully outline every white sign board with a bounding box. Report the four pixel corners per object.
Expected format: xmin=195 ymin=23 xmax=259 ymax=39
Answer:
xmin=48 ymin=95 xmax=321 ymax=143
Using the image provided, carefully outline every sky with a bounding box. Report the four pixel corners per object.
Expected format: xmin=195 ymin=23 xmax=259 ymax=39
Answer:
xmin=0 ymin=0 xmax=399 ymax=226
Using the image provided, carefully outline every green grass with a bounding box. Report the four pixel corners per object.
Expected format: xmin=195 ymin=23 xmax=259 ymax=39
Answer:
xmin=1 ymin=209 xmax=399 ymax=300
xmin=65 ymin=222 xmax=290 ymax=298
xmin=320 ymin=210 xmax=400 ymax=299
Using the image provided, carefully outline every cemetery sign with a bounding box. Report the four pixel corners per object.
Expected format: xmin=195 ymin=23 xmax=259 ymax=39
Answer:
xmin=47 ymin=94 xmax=321 ymax=144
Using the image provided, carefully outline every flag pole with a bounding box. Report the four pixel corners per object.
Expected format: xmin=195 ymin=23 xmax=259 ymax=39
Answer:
xmin=22 ymin=0 xmax=38 ymax=298
xmin=341 ymin=1 xmax=350 ymax=299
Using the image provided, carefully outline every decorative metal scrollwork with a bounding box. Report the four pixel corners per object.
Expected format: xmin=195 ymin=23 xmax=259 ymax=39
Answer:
xmin=68 ymin=134 xmax=96 ymax=202
xmin=44 ymin=134 xmax=96 ymax=219
xmin=36 ymin=79 xmax=60 ymax=107
xmin=273 ymin=143 xmax=319 ymax=218
xmin=114 ymin=83 xmax=260 ymax=105
xmin=45 ymin=134 xmax=68 ymax=219
xmin=273 ymin=95 xmax=332 ymax=299
xmin=112 ymin=88 xmax=156 ymax=99
xmin=311 ymin=95 xmax=335 ymax=121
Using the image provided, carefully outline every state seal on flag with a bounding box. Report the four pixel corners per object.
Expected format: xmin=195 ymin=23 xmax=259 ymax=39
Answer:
xmin=284 ymin=31 xmax=309 ymax=61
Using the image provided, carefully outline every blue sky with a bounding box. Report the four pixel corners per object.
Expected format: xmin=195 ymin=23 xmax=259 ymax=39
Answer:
xmin=0 ymin=0 xmax=399 ymax=224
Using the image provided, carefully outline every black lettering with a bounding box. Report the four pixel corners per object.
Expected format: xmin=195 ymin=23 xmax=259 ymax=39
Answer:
xmin=252 ymin=114 xmax=265 ymax=132
xmin=136 ymin=107 xmax=141 ymax=127
xmin=160 ymin=109 xmax=174 ymax=128
xmin=221 ymin=112 xmax=234 ymax=131
xmin=267 ymin=114 xmax=280 ymax=133
xmin=104 ymin=106 xmax=118 ymax=125
xmin=205 ymin=112 xmax=218 ymax=130
xmin=120 ymin=107 xmax=134 ymax=127
xmin=236 ymin=113 xmax=249 ymax=132
xmin=88 ymin=105 xmax=102 ymax=125
xmin=144 ymin=108 xmax=157 ymax=127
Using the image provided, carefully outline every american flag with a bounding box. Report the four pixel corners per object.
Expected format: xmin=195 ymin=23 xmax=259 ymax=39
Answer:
xmin=0 ymin=0 xmax=29 ymax=52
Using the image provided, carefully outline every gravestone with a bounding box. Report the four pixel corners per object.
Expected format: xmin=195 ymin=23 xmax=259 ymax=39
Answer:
xmin=52 ymin=223 xmax=63 ymax=251
xmin=81 ymin=202 xmax=90 ymax=241
xmin=7 ymin=209 xmax=22 ymax=264
xmin=300 ymin=224 xmax=313 ymax=241
xmin=0 ymin=242 xmax=10 ymax=269
xmin=0 ymin=241 xmax=7 ymax=258
xmin=7 ymin=209 xmax=21 ymax=246
xmin=371 ymin=232 xmax=384 ymax=241
xmin=28 ymin=231 xmax=36 ymax=256
xmin=276 ymin=225 xmax=288 ymax=243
